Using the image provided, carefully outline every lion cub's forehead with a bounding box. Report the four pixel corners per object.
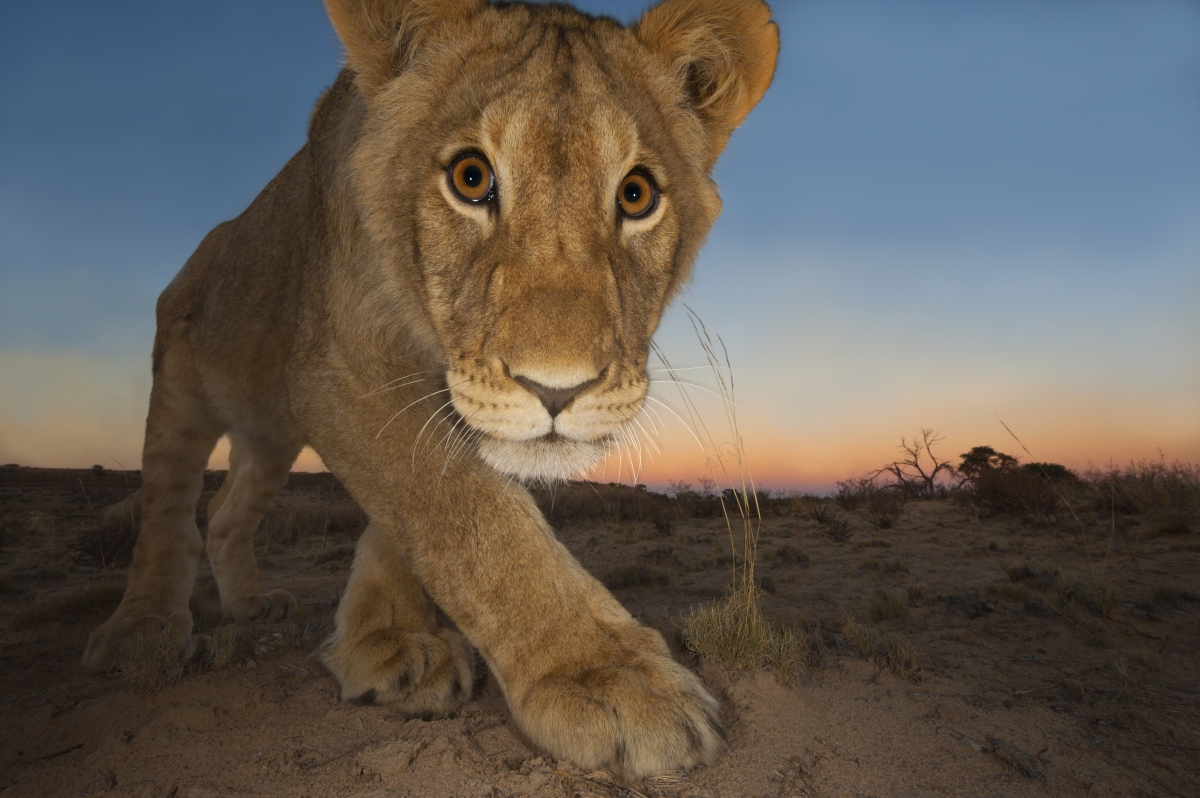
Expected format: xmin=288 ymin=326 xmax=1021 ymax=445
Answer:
xmin=477 ymin=97 xmax=641 ymax=184
xmin=437 ymin=14 xmax=661 ymax=174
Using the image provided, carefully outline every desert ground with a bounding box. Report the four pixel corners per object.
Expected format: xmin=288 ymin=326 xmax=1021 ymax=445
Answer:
xmin=1 ymin=464 xmax=1197 ymax=798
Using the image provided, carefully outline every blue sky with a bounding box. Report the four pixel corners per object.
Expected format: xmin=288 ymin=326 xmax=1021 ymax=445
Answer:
xmin=1 ymin=0 xmax=1197 ymax=488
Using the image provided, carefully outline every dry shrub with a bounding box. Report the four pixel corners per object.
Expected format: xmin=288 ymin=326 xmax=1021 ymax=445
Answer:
xmin=10 ymin=580 xmax=125 ymax=631
xmin=1086 ymin=458 xmax=1200 ymax=516
xmin=869 ymin=589 xmax=909 ymax=622
xmin=798 ymin=495 xmax=833 ymax=525
xmin=834 ymin=478 xmax=868 ymax=511
xmin=863 ymin=485 xmax=906 ymax=529
xmin=603 ymin=563 xmax=669 ymax=589
xmin=821 ymin=518 xmax=852 ymax=543
xmin=971 ymin=468 xmax=1062 ymax=522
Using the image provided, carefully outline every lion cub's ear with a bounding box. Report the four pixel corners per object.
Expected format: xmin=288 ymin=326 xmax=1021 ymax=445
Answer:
xmin=324 ymin=0 xmax=482 ymax=95
xmin=636 ymin=0 xmax=779 ymax=166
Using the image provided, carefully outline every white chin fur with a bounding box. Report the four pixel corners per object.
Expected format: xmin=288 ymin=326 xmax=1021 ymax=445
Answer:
xmin=477 ymin=436 xmax=606 ymax=483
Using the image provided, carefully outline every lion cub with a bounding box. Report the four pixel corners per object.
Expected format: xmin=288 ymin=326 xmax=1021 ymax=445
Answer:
xmin=85 ymin=0 xmax=777 ymax=781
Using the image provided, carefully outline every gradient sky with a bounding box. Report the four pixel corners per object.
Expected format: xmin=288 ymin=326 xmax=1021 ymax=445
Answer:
xmin=1 ymin=0 xmax=1198 ymax=491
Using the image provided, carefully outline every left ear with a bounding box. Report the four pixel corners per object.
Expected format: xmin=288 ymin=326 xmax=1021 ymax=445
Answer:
xmin=636 ymin=0 xmax=779 ymax=166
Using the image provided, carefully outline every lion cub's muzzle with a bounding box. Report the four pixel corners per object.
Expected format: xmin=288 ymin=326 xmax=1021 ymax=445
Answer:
xmin=447 ymin=360 xmax=647 ymax=482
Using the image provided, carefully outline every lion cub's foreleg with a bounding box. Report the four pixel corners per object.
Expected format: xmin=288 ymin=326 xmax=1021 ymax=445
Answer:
xmin=204 ymin=436 xmax=302 ymax=621
xmin=83 ymin=343 xmax=221 ymax=672
xmin=319 ymin=523 xmax=475 ymax=717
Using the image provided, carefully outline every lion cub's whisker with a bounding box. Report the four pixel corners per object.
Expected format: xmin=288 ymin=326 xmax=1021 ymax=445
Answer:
xmin=642 ymin=395 xmax=706 ymax=453
xmin=410 ymin=397 xmax=460 ymax=469
xmin=631 ymin=417 xmax=663 ymax=457
xmin=373 ymin=381 xmax=466 ymax=440
xmin=648 ymin=378 xmax=739 ymax=408
xmin=360 ymin=373 xmax=434 ymax=398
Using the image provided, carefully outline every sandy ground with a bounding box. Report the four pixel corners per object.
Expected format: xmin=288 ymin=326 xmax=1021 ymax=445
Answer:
xmin=1 ymin=466 xmax=1197 ymax=798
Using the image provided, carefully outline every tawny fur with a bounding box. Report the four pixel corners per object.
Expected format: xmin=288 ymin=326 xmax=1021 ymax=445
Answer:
xmin=84 ymin=0 xmax=777 ymax=781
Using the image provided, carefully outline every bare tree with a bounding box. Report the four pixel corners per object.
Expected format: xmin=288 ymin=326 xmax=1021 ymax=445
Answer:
xmin=872 ymin=428 xmax=956 ymax=499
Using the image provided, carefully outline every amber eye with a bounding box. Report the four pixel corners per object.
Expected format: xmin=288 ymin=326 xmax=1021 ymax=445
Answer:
xmin=617 ymin=171 xmax=657 ymax=218
xmin=449 ymin=155 xmax=494 ymax=203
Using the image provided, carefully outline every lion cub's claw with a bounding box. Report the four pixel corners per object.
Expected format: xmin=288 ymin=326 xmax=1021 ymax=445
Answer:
xmin=225 ymin=588 xmax=297 ymax=622
xmin=321 ymin=628 xmax=475 ymax=718
xmin=518 ymin=651 xmax=724 ymax=782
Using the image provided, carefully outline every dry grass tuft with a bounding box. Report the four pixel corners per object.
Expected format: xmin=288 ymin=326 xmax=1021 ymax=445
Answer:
xmin=9 ymin=580 xmax=125 ymax=631
xmin=869 ymin=589 xmax=909 ymax=622
xmin=883 ymin=631 xmax=922 ymax=680
xmin=987 ymin=581 xmax=1031 ymax=602
xmin=906 ymin=581 xmax=927 ymax=606
xmin=841 ymin=617 xmax=876 ymax=659
xmin=682 ymin=583 xmax=815 ymax=685
xmin=1005 ymin=563 xmax=1038 ymax=582
xmin=114 ymin=626 xmax=186 ymax=692
xmin=858 ymin=556 xmax=909 ymax=575
xmin=1048 ymin=573 xmax=1120 ymax=620
xmin=840 ymin=617 xmax=922 ymax=679
xmin=209 ymin=624 xmax=251 ymax=669
xmin=764 ymin=544 xmax=810 ymax=567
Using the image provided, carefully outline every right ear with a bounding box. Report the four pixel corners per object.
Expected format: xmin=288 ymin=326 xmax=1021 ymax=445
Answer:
xmin=324 ymin=0 xmax=482 ymax=95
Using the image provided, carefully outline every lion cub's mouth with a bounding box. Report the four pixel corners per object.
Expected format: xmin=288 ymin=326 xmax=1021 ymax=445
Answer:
xmin=474 ymin=432 xmax=610 ymax=483
xmin=445 ymin=365 xmax=645 ymax=482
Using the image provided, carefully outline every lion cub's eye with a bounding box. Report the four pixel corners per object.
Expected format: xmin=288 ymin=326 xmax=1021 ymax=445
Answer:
xmin=449 ymin=155 xmax=494 ymax=203
xmin=617 ymin=171 xmax=657 ymax=218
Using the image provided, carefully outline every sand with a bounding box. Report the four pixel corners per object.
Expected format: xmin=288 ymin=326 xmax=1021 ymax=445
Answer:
xmin=1 ymin=466 xmax=1196 ymax=797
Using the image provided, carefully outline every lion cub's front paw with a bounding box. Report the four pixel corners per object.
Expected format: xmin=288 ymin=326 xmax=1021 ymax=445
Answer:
xmin=320 ymin=628 xmax=475 ymax=718
xmin=514 ymin=643 xmax=724 ymax=782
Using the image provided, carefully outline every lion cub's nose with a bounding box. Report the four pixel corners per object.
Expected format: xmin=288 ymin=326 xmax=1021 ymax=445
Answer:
xmin=514 ymin=375 xmax=596 ymax=418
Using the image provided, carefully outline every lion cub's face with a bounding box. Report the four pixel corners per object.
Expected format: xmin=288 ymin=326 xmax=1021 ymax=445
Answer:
xmin=341 ymin=0 xmax=778 ymax=481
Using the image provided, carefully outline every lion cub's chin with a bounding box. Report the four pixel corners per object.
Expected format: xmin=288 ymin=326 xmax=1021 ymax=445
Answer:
xmin=477 ymin=435 xmax=607 ymax=483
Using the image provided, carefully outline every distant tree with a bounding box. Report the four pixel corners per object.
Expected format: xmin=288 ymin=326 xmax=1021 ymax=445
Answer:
xmin=957 ymin=446 xmax=1018 ymax=482
xmin=667 ymin=480 xmax=692 ymax=499
xmin=1020 ymin=462 xmax=1078 ymax=483
xmin=873 ymin=428 xmax=956 ymax=498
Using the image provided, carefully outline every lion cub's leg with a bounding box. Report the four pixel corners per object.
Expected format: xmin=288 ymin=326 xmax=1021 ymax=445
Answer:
xmin=319 ymin=523 xmax=475 ymax=717
xmin=83 ymin=343 xmax=222 ymax=673
xmin=205 ymin=436 xmax=302 ymax=621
